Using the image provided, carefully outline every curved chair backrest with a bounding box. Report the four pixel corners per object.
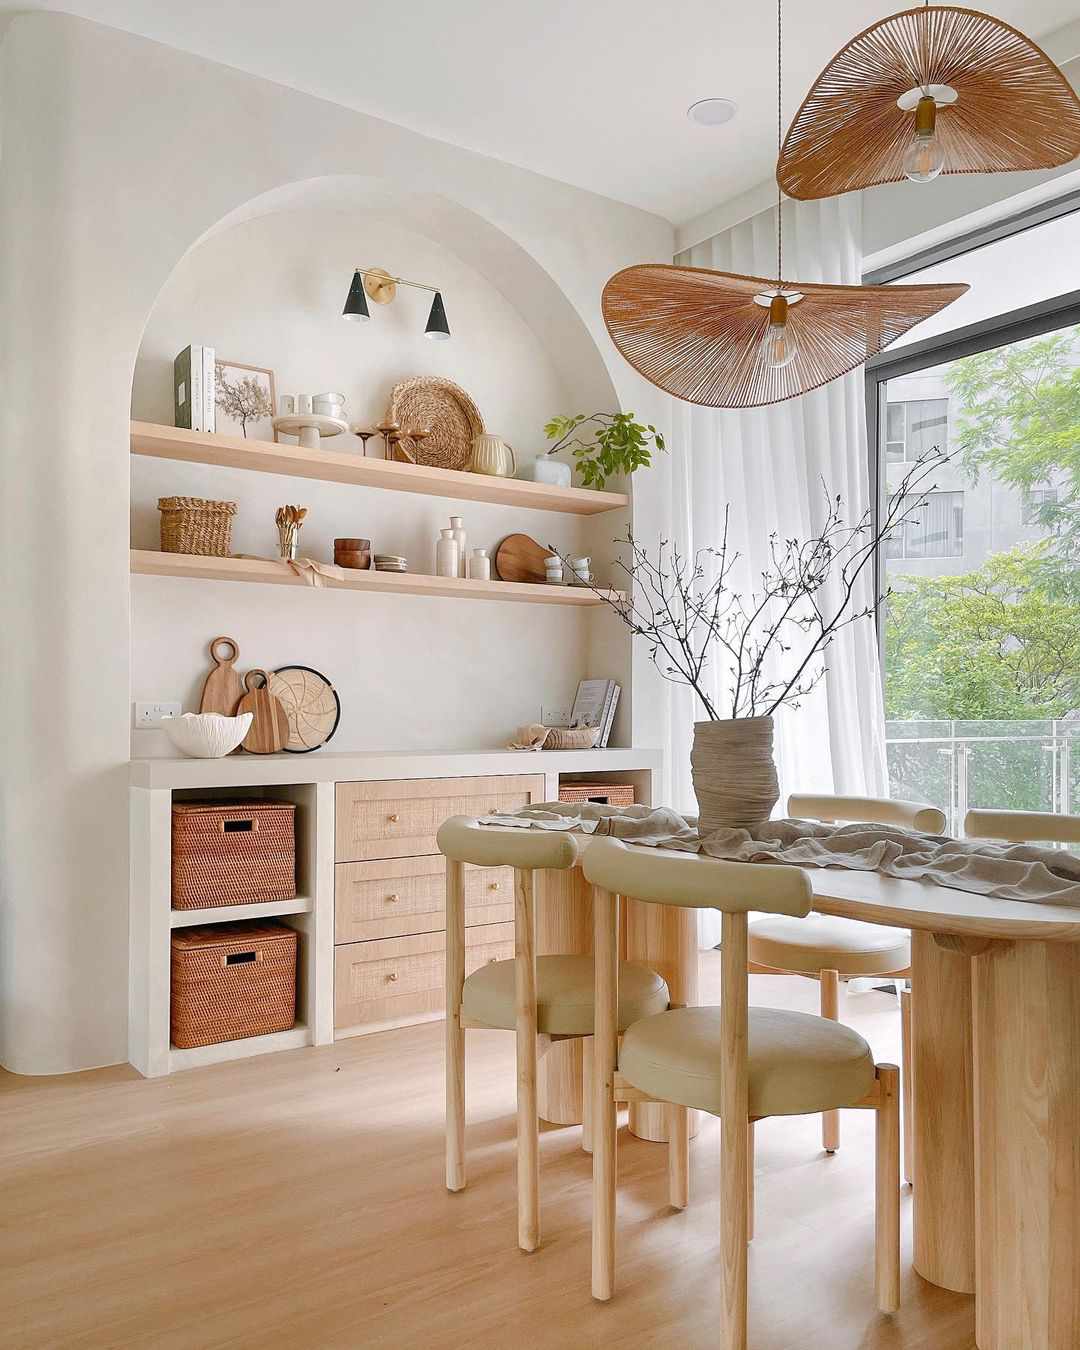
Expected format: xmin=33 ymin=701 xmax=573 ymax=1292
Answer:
xmin=581 ymin=837 xmax=812 ymax=917
xmin=788 ymin=793 xmax=946 ymax=835
xmin=964 ymin=808 xmax=1080 ymax=846
xmin=437 ymin=815 xmax=581 ymax=870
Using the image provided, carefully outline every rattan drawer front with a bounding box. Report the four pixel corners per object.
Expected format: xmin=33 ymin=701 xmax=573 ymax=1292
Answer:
xmin=334 ymin=923 xmax=514 ymax=1031
xmin=335 ymin=857 xmax=515 ymax=942
xmin=334 ymin=775 xmax=546 ymax=862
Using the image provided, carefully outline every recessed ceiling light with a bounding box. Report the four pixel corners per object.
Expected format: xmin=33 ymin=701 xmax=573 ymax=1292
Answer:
xmin=687 ymin=97 xmax=738 ymax=127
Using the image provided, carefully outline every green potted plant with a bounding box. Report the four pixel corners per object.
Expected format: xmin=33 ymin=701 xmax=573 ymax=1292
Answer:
xmin=519 ymin=412 xmax=666 ymax=490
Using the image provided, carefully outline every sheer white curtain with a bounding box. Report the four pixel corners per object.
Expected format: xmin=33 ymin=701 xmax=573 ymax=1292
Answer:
xmin=664 ymin=194 xmax=888 ymax=828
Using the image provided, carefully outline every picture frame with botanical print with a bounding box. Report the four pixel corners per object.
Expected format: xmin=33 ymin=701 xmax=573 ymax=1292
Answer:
xmin=214 ymin=360 xmax=277 ymax=440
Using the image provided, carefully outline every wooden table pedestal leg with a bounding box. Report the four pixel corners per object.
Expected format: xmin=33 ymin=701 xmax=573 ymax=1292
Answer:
xmin=972 ymin=939 xmax=1080 ymax=1350
xmin=910 ymin=931 xmax=976 ymax=1294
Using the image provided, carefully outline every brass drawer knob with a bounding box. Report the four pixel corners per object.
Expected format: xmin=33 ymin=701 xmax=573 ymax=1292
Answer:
xmin=489 ymin=882 xmax=501 ymax=892
xmin=386 ymin=972 xmax=399 ymax=983
xmin=387 ymin=893 xmax=400 ymax=903
xmin=388 ymin=813 xmax=400 ymax=823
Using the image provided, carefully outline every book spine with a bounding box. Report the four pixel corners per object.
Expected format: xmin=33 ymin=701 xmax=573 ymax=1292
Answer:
xmin=191 ymin=345 xmax=204 ymax=433
xmin=601 ymin=685 xmax=621 ymax=747
xmin=202 ymin=346 xmax=216 ymax=433
xmin=173 ymin=346 xmax=192 ymax=429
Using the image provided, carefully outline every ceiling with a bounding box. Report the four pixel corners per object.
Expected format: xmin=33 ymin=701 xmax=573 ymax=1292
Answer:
xmin=8 ymin=0 xmax=1079 ymax=223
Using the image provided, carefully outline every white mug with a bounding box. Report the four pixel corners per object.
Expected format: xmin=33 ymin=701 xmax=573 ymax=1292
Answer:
xmin=296 ymin=393 xmax=313 ymax=415
xmin=279 ymin=394 xmax=296 ymax=415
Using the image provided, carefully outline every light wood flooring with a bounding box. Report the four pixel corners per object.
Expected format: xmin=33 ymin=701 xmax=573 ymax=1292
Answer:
xmin=0 ymin=957 xmax=976 ymax=1349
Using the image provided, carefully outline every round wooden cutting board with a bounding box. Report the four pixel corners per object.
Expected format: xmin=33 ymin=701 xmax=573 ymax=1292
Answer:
xmin=494 ymin=533 xmax=555 ymax=584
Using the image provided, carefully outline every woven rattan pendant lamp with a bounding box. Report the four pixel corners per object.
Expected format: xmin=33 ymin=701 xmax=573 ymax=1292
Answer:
xmin=602 ymin=0 xmax=968 ymax=409
xmin=777 ymin=4 xmax=1080 ymax=200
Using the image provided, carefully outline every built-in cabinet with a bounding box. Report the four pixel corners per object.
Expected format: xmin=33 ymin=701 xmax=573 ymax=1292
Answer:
xmin=128 ymin=750 xmax=661 ymax=1077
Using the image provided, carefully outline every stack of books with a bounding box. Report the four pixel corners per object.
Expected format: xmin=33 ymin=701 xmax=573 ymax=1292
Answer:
xmin=570 ymin=679 xmax=621 ymax=748
xmin=173 ymin=345 xmax=216 ymax=432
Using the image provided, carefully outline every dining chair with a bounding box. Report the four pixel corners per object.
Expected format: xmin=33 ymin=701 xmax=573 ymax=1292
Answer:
xmin=964 ymin=807 xmax=1080 ymax=847
xmin=583 ymin=837 xmax=900 ymax=1343
xmin=748 ymin=792 xmax=945 ymax=1176
xmin=437 ymin=816 xmax=670 ymax=1252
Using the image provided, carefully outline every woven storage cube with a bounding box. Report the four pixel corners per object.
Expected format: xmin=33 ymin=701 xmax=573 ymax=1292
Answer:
xmin=172 ymin=800 xmax=296 ymax=910
xmin=171 ymin=921 xmax=297 ymax=1048
xmin=559 ymin=782 xmax=635 ymax=807
xmin=158 ymin=496 xmax=237 ymax=556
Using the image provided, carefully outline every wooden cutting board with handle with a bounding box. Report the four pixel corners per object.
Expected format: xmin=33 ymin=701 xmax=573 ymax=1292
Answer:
xmin=238 ymin=670 xmax=290 ymax=754
xmin=494 ymin=533 xmax=554 ymax=584
xmin=199 ymin=636 xmax=245 ymax=716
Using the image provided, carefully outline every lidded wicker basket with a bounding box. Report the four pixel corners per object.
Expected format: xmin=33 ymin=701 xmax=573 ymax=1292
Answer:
xmin=158 ymin=496 xmax=237 ymax=556
xmin=170 ymin=921 xmax=297 ymax=1049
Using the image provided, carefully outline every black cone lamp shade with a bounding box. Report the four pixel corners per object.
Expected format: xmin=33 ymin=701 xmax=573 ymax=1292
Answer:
xmin=425 ymin=291 xmax=451 ymax=340
xmin=342 ymin=270 xmax=371 ymax=322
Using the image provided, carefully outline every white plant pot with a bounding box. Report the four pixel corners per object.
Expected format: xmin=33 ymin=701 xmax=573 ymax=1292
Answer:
xmin=518 ymin=454 xmax=572 ymax=487
xmin=162 ymin=712 xmax=253 ymax=759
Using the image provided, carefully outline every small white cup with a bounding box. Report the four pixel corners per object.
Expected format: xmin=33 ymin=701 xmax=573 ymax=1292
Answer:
xmin=296 ymin=393 xmax=313 ymax=415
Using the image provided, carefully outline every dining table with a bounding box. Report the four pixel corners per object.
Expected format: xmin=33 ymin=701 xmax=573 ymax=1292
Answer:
xmin=530 ymin=842 xmax=1079 ymax=1350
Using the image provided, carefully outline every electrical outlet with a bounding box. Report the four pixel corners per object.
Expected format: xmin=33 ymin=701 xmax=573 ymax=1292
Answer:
xmin=134 ymin=701 xmax=182 ymax=728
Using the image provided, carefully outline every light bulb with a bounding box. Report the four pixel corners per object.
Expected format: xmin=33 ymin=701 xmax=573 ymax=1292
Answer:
xmin=903 ymin=95 xmax=945 ymax=183
xmin=761 ymin=294 xmax=798 ymax=369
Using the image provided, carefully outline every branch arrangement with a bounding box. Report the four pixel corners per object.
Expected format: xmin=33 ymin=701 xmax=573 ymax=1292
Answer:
xmin=557 ymin=451 xmax=945 ymax=721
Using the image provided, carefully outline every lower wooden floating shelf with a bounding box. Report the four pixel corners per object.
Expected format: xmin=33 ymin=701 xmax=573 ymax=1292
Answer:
xmin=131 ymin=550 xmax=624 ymax=607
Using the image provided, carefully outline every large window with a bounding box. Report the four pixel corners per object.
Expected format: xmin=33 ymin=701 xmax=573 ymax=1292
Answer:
xmin=868 ymin=207 xmax=1080 ymax=835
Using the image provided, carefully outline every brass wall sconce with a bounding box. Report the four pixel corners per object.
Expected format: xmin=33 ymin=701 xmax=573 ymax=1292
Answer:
xmin=342 ymin=267 xmax=451 ymax=340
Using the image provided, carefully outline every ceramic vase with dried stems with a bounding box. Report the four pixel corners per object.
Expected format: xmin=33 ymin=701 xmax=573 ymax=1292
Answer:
xmin=690 ymin=716 xmax=779 ymax=834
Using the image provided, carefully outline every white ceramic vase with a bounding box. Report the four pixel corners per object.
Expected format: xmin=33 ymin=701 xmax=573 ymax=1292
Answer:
xmin=517 ymin=454 xmax=572 ymax=487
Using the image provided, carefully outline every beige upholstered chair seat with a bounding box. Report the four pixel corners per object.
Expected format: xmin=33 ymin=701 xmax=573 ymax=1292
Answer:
xmin=620 ymin=1005 xmax=877 ymax=1118
xmin=749 ymin=913 xmax=910 ymax=976
xmin=463 ymin=955 xmax=669 ymax=1036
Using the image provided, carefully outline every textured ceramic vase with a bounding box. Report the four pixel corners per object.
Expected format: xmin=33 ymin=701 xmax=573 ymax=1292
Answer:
xmin=518 ymin=454 xmax=572 ymax=487
xmin=690 ymin=715 xmax=779 ymax=836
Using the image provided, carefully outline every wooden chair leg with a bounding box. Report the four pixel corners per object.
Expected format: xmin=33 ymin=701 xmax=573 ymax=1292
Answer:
xmin=581 ymin=1037 xmax=594 ymax=1155
xmin=592 ymin=886 xmax=619 ymax=1302
xmin=747 ymin=1121 xmax=755 ymax=1242
xmin=820 ymin=969 xmax=841 ymax=1153
xmin=515 ymin=868 xmax=539 ymax=1253
xmin=667 ymin=1104 xmax=689 ymax=1210
xmin=874 ymin=1063 xmax=901 ymax=1314
xmin=445 ymin=859 xmax=466 ymax=1193
xmin=900 ymin=987 xmax=913 ymax=1187
xmin=720 ymin=912 xmax=750 ymax=1350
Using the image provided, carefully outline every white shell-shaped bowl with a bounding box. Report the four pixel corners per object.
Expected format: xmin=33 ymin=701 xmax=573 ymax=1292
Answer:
xmin=162 ymin=712 xmax=253 ymax=758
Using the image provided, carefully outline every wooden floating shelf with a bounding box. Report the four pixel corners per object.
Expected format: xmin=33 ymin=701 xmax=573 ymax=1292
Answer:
xmin=131 ymin=550 xmax=624 ymax=607
xmin=131 ymin=421 xmax=629 ymax=516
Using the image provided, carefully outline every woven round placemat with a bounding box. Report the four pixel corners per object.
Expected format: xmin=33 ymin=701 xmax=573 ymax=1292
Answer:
xmin=387 ymin=376 xmax=484 ymax=470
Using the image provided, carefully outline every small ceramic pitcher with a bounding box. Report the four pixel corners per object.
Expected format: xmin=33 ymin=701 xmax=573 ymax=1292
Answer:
xmin=470 ymin=434 xmax=516 ymax=478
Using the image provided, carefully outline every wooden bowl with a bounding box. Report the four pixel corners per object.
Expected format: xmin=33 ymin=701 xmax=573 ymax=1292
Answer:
xmin=334 ymin=537 xmax=371 ymax=570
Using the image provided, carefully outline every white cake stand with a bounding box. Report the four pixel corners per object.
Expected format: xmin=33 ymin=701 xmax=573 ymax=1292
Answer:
xmin=272 ymin=413 xmax=349 ymax=449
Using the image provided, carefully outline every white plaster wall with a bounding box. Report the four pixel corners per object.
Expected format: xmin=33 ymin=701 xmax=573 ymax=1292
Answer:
xmin=0 ymin=13 xmax=672 ymax=1073
xmin=131 ymin=206 xmax=595 ymax=752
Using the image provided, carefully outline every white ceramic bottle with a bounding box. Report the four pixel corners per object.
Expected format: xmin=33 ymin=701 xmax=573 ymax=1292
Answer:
xmin=470 ymin=547 xmax=491 ymax=581
xmin=449 ymin=515 xmax=467 ymax=578
xmin=435 ymin=528 xmax=460 ymax=578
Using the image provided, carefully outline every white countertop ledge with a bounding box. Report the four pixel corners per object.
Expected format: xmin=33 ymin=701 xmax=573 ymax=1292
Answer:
xmin=129 ymin=746 xmax=663 ymax=791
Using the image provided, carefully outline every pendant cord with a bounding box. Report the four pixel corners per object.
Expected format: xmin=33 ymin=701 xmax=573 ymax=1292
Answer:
xmin=776 ymin=0 xmax=783 ymax=284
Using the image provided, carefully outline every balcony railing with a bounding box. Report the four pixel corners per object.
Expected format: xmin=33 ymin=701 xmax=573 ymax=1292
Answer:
xmin=885 ymin=719 xmax=1079 ymax=838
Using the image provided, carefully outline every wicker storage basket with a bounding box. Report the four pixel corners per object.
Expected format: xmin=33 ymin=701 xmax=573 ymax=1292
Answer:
xmin=172 ymin=801 xmax=296 ymax=910
xmin=171 ymin=921 xmax=297 ymax=1049
xmin=559 ymin=782 xmax=635 ymax=807
xmin=158 ymin=496 xmax=237 ymax=556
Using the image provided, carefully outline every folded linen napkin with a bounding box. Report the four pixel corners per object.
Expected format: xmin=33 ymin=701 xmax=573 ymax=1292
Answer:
xmin=478 ymin=804 xmax=1080 ymax=907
